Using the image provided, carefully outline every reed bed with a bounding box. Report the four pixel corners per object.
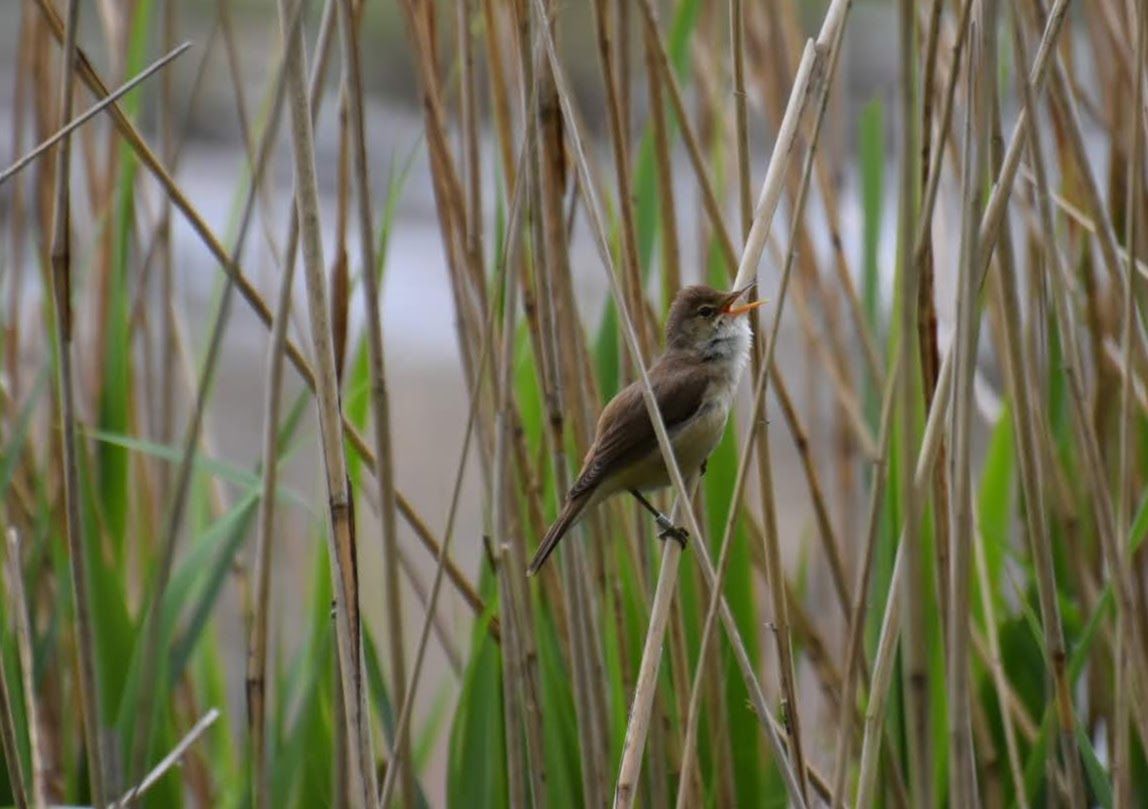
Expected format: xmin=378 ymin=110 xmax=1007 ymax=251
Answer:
xmin=0 ymin=0 xmax=1145 ymax=806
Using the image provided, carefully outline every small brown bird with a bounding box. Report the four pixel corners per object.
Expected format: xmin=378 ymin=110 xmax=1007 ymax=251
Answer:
xmin=527 ymin=283 xmax=764 ymax=576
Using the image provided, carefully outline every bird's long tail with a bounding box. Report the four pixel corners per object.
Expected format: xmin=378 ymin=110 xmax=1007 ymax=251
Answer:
xmin=527 ymin=491 xmax=591 ymax=576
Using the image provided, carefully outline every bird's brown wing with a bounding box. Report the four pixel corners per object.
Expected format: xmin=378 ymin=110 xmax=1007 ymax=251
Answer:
xmin=569 ymin=357 xmax=710 ymax=498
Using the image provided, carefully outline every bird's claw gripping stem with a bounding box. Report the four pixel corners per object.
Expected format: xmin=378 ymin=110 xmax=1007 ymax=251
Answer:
xmin=629 ymin=489 xmax=689 ymax=549
xmin=656 ymin=516 xmax=689 ymax=549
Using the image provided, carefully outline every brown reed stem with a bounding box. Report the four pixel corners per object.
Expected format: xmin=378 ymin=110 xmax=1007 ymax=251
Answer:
xmin=4 ymin=529 xmax=45 ymax=808
xmin=245 ymin=9 xmax=313 ymax=808
xmin=641 ymin=16 xmax=680 ymax=309
xmin=893 ymin=0 xmax=931 ymax=803
xmin=380 ymin=93 xmax=538 ymax=809
xmin=675 ymin=284 xmax=855 ymax=806
xmin=741 ymin=9 xmax=856 ymax=801
xmin=987 ymin=28 xmax=1086 ymax=795
xmin=333 ymin=1 xmax=413 ymax=803
xmin=0 ymin=585 xmax=27 ymax=809
xmin=972 ymin=519 xmax=1030 ymax=808
xmin=273 ymin=0 xmax=377 ymax=802
xmin=855 ymin=1 xmax=1075 ymax=798
xmin=1115 ymin=1 xmax=1146 ymax=803
xmin=1026 ymin=0 xmax=1148 ymax=763
xmin=947 ymin=12 xmax=992 ymax=800
xmin=592 ymin=0 xmax=653 ymax=359
xmin=829 ymin=353 xmax=900 ymax=807
xmin=523 ymin=2 xmax=612 ymax=803
xmin=126 ymin=0 xmax=313 ymax=792
xmin=0 ymin=44 xmax=189 ymax=187
xmin=46 ymin=0 xmax=107 ymax=800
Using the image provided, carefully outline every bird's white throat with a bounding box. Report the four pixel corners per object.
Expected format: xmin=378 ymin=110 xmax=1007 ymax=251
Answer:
xmin=703 ymin=316 xmax=752 ymax=375
xmin=701 ymin=315 xmax=752 ymax=405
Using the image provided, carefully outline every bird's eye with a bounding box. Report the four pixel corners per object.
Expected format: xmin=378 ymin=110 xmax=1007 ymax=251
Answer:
xmin=697 ymin=305 xmax=716 ymax=318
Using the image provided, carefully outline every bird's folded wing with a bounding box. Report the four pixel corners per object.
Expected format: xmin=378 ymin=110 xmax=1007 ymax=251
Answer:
xmin=570 ymin=357 xmax=710 ymax=498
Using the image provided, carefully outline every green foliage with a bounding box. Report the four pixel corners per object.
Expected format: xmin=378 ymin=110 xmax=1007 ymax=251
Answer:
xmin=448 ymin=568 xmax=507 ymax=809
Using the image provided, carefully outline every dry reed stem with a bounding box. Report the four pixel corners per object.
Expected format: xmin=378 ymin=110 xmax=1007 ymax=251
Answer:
xmin=914 ymin=0 xmax=974 ymax=271
xmin=674 ymin=303 xmax=831 ymax=806
xmin=243 ymin=0 xmax=337 ymax=755
xmin=495 ymin=575 xmax=528 ymax=809
xmin=379 ymin=94 xmax=537 ymax=809
xmin=740 ymin=10 xmax=857 ymax=801
xmin=493 ymin=248 xmax=548 ymax=804
xmin=125 ymin=0 xmax=306 ymax=786
xmin=829 ymin=354 xmax=900 ymax=807
xmin=729 ymin=0 xmax=851 ymax=292
xmin=489 ymin=143 xmax=553 ymax=799
xmin=3 ymin=5 xmax=30 ymax=403
xmin=613 ymin=507 xmax=687 ymax=808
xmin=524 ymin=3 xmax=612 ymax=801
xmin=854 ymin=543 xmax=909 ymax=808
xmin=947 ymin=13 xmax=990 ymax=800
xmin=592 ymin=0 xmax=653 ymax=359
xmin=915 ymin=0 xmax=956 ymax=685
xmin=496 ymin=12 xmax=563 ymax=802
xmin=972 ymin=524 xmax=1029 ymax=808
xmin=332 ymin=1 xmax=413 ymax=803
xmin=893 ymin=0 xmax=931 ymax=803
xmin=4 ymin=529 xmax=45 ymax=807
xmin=116 ymin=709 xmax=219 ymax=807
xmin=853 ymin=1 xmax=1075 ymax=797
xmin=1115 ymin=2 xmax=1146 ymax=803
xmin=0 ymin=43 xmax=189 ymax=186
xmin=731 ymin=0 xmax=750 ymax=236
xmin=528 ymin=0 xmax=806 ymax=800
xmin=247 ymin=223 xmax=294 ymax=809
xmin=46 ymin=0 xmax=107 ymax=800
xmin=987 ymin=27 xmax=1085 ymax=793
xmin=0 ymin=584 xmax=27 ymax=809
xmin=641 ymin=19 xmax=680 ymax=308
xmin=156 ymin=0 xmax=178 ymax=518
xmin=245 ymin=8 xmax=308 ymax=805
xmin=1020 ymin=0 xmax=1148 ymax=733
xmin=273 ymin=0 xmax=376 ymax=803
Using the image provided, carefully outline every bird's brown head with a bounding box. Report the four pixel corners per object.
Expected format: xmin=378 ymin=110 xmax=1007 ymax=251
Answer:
xmin=664 ymin=284 xmax=764 ymax=356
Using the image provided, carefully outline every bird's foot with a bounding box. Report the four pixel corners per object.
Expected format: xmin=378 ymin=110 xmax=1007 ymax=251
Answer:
xmin=655 ymin=515 xmax=689 ymax=549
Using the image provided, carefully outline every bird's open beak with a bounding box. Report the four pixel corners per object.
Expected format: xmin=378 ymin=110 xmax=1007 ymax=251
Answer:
xmin=722 ymin=283 xmax=766 ymax=317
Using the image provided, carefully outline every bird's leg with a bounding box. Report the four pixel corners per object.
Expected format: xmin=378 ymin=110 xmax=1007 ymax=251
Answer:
xmin=628 ymin=489 xmax=689 ymax=549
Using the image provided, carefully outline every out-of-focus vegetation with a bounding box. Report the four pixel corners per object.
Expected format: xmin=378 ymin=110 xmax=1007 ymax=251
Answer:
xmin=0 ymin=0 xmax=1146 ymax=806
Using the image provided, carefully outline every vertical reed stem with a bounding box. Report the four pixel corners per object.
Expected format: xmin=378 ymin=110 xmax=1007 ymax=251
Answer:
xmin=894 ymin=0 xmax=931 ymax=803
xmin=46 ymin=0 xmax=108 ymax=801
xmin=948 ymin=10 xmax=992 ymax=801
xmin=334 ymin=0 xmax=413 ymax=803
xmin=273 ymin=0 xmax=376 ymax=803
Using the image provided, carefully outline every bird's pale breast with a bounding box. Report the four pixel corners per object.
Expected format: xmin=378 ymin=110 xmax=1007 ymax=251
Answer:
xmin=595 ymin=390 xmax=733 ymax=500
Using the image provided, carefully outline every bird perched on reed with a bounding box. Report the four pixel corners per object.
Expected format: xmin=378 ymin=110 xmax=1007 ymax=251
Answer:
xmin=527 ymin=284 xmax=764 ymax=575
